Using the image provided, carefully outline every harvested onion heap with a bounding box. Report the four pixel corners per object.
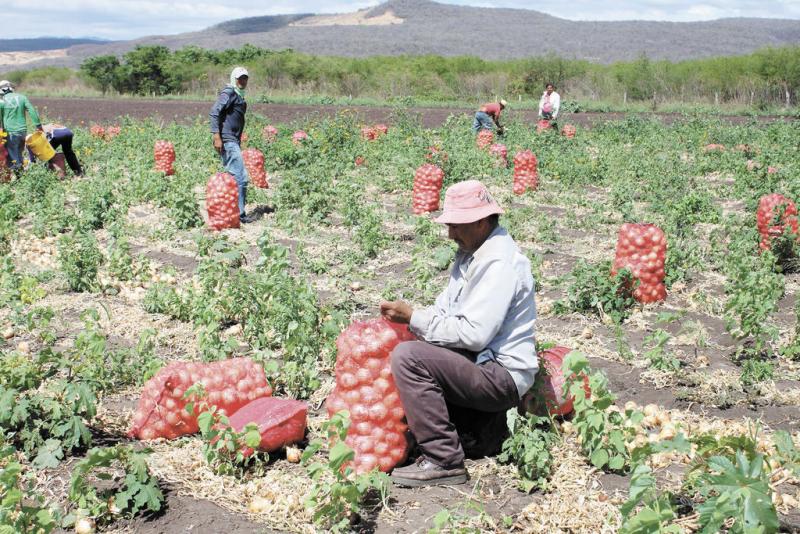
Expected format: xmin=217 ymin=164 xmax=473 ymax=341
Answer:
xmin=612 ymin=223 xmax=667 ymax=304
xmin=412 ymin=163 xmax=444 ymax=215
xmin=326 ymin=318 xmax=415 ymax=474
xmin=153 ymin=140 xmax=176 ymax=176
xmin=757 ymin=193 xmax=798 ymax=251
xmin=206 ymin=172 xmax=240 ymax=231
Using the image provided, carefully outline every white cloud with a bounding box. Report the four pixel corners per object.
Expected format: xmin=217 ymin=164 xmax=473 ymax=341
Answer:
xmin=4 ymin=0 xmax=800 ymax=39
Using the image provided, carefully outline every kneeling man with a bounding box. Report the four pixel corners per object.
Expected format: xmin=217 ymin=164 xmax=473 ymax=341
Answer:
xmin=381 ymin=179 xmax=538 ymax=487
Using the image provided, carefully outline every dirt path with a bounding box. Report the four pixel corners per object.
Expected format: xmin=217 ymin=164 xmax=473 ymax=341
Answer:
xmin=31 ymin=97 xmax=792 ymax=129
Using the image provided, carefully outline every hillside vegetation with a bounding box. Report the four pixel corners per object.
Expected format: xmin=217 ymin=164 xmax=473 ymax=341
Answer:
xmin=4 ymin=44 xmax=799 ymax=112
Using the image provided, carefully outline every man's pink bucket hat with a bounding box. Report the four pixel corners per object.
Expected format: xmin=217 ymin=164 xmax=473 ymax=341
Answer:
xmin=434 ymin=180 xmax=504 ymax=224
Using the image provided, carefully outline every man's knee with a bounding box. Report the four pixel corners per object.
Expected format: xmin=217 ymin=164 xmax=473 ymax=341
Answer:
xmin=391 ymin=340 xmax=426 ymax=375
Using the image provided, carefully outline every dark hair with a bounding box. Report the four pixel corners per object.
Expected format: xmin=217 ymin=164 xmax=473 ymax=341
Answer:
xmin=545 ymin=82 xmax=555 ymax=89
xmin=487 ymin=214 xmax=500 ymax=229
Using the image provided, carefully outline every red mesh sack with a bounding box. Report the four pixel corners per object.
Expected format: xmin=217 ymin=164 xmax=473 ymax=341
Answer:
xmin=489 ymin=143 xmax=507 ymax=168
xmin=361 ymin=126 xmax=377 ymax=141
xmin=154 ymin=140 xmax=175 ymax=175
xmin=228 ymin=397 xmax=307 ymax=453
xmin=513 ymin=150 xmax=538 ymax=195
xmin=703 ymin=143 xmax=725 ymax=153
xmin=262 ymin=125 xmax=278 ymax=143
xmin=90 ymin=125 xmax=105 ymax=139
xmin=537 ymin=119 xmax=552 ymax=134
xmin=129 ymin=358 xmax=272 ymax=440
xmin=612 ymin=223 xmax=667 ymax=304
xmin=206 ymin=172 xmax=240 ymax=230
xmin=476 ymin=129 xmax=494 ymax=149
xmin=519 ymin=346 xmax=590 ymax=416
xmin=757 ymin=193 xmax=799 ymax=251
xmin=374 ymin=124 xmax=388 ymax=136
xmin=242 ymin=148 xmax=268 ymax=189
xmin=412 ymin=163 xmax=444 ymax=215
xmin=0 ymin=144 xmax=10 ymax=183
xmin=768 ymin=166 xmax=778 ymax=174
xmin=326 ymin=318 xmax=416 ymax=474
xmin=562 ymin=124 xmax=576 ymax=139
xmin=292 ymin=130 xmax=309 ymax=145
xmin=105 ymin=125 xmax=121 ymax=141
xmin=355 ymin=156 xmax=366 ymax=167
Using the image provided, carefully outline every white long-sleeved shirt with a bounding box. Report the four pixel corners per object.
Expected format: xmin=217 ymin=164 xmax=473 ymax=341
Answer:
xmin=538 ymin=91 xmax=561 ymax=118
xmin=409 ymin=226 xmax=538 ymax=397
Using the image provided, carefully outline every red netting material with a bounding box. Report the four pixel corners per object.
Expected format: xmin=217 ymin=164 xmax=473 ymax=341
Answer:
xmin=489 ymin=143 xmax=507 ymax=167
xmin=206 ymin=172 xmax=240 ymax=230
xmin=513 ymin=150 xmax=538 ymax=195
xmin=562 ymin=124 xmax=576 ymax=138
xmin=228 ymin=397 xmax=307 ymax=453
xmin=242 ymin=148 xmax=269 ymax=189
xmin=129 ymin=358 xmax=272 ymax=440
xmin=292 ymin=130 xmax=308 ymax=145
xmin=412 ymin=164 xmax=444 ymax=215
xmin=262 ymin=125 xmax=278 ymax=143
xmin=612 ymin=223 xmax=668 ymax=304
xmin=519 ymin=346 xmax=590 ymax=417
xmin=154 ymin=140 xmax=175 ymax=175
xmin=757 ymin=193 xmax=799 ymax=251
xmin=326 ymin=318 xmax=416 ymax=474
xmin=476 ymin=129 xmax=494 ymax=149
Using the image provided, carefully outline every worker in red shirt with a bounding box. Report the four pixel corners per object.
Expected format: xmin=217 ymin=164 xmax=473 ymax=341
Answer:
xmin=472 ymin=99 xmax=506 ymax=135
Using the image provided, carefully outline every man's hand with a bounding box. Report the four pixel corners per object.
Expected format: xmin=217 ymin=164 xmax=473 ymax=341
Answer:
xmin=212 ymin=133 xmax=223 ymax=154
xmin=380 ymin=300 xmax=413 ymax=324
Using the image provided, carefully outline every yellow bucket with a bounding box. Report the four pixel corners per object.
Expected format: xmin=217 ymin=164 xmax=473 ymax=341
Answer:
xmin=25 ymin=131 xmax=55 ymax=162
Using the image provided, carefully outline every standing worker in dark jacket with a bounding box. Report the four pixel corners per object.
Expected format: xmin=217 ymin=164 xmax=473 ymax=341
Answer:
xmin=209 ymin=67 xmax=253 ymax=223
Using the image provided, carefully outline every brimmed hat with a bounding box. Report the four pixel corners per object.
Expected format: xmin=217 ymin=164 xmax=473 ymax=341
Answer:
xmin=0 ymin=80 xmax=12 ymax=94
xmin=499 ymin=99 xmax=507 ymax=107
xmin=434 ymin=180 xmax=504 ymax=224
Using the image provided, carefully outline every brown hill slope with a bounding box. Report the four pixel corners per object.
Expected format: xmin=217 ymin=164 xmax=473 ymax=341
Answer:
xmin=16 ymin=0 xmax=800 ymax=68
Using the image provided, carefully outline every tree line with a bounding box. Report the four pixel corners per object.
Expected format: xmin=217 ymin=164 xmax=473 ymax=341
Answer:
xmin=28 ymin=44 xmax=800 ymax=108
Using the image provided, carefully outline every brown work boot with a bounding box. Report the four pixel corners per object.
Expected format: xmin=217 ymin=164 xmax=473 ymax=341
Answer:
xmin=390 ymin=456 xmax=468 ymax=487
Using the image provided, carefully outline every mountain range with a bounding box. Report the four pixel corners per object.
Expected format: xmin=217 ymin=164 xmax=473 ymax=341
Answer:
xmin=4 ymin=0 xmax=800 ymax=69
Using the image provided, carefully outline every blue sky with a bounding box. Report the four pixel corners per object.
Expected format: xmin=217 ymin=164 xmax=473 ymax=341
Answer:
xmin=5 ymin=0 xmax=800 ymax=40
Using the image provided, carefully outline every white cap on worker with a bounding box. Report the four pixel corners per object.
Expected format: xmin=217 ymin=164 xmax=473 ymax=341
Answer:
xmin=499 ymin=99 xmax=507 ymax=107
xmin=0 ymin=80 xmax=12 ymax=93
xmin=231 ymin=67 xmax=249 ymax=80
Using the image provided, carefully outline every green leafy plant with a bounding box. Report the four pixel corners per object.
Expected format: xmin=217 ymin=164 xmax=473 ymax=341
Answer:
xmin=498 ymin=411 xmax=557 ymax=492
xmin=58 ymin=230 xmax=103 ymax=292
xmin=563 ymin=352 xmax=642 ymax=472
xmin=301 ymin=411 xmax=389 ymax=532
xmin=0 ymin=439 xmax=57 ymax=533
xmin=184 ymin=384 xmax=268 ymax=476
xmin=67 ymin=445 xmax=163 ymax=528
xmin=642 ymin=329 xmax=681 ymax=372
xmin=555 ymin=261 xmax=637 ymax=324
xmin=693 ymin=451 xmax=778 ymax=534
xmin=619 ymin=464 xmax=683 ymax=534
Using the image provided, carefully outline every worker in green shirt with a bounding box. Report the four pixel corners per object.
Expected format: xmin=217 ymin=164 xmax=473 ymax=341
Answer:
xmin=0 ymin=80 xmax=42 ymax=173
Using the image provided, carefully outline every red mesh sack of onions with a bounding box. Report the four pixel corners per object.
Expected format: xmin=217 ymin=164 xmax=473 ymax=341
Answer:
xmin=476 ymin=129 xmax=494 ymax=149
xmin=90 ymin=125 xmax=105 ymax=139
xmin=757 ymin=193 xmax=799 ymax=251
xmin=292 ymin=130 xmax=309 ymax=145
xmin=513 ymin=150 xmax=538 ymax=195
xmin=242 ymin=148 xmax=268 ymax=189
xmin=536 ymin=119 xmax=552 ymax=134
xmin=326 ymin=318 xmax=416 ymax=474
xmin=612 ymin=223 xmax=667 ymax=304
xmin=206 ymin=172 xmax=240 ymax=230
xmin=412 ymin=163 xmax=444 ymax=215
xmin=154 ymin=140 xmax=175 ymax=175
xmin=129 ymin=358 xmax=273 ymax=440
xmin=562 ymin=124 xmax=576 ymax=139
xmin=262 ymin=125 xmax=278 ymax=143
xmin=519 ymin=346 xmax=591 ymax=416
xmin=489 ymin=143 xmax=507 ymax=167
